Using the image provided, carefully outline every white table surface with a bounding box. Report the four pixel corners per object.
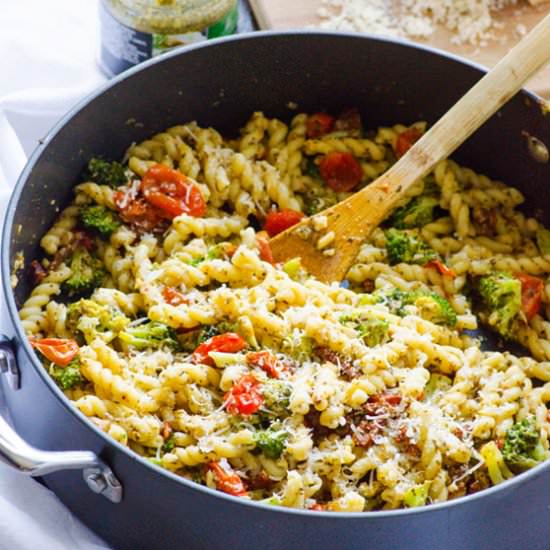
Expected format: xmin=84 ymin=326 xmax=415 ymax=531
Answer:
xmin=0 ymin=2 xmax=253 ymax=549
xmin=0 ymin=2 xmax=109 ymax=548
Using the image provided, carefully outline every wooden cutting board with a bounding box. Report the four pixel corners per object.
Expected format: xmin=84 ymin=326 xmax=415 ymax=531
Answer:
xmin=250 ymin=0 xmax=550 ymax=99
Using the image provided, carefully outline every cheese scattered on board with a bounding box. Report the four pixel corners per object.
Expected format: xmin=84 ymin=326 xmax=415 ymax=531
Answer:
xmin=317 ymin=0 xmax=547 ymax=45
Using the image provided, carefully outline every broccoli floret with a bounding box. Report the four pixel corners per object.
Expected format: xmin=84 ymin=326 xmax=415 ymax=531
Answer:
xmin=63 ymin=247 xmax=106 ymax=297
xmin=477 ymin=272 xmax=521 ymax=338
xmin=415 ymin=293 xmax=457 ymax=327
xmin=340 ymin=313 xmax=389 ymax=347
xmin=254 ymin=426 xmax=288 ymax=458
xmin=388 ymin=195 xmax=439 ymax=229
xmin=305 ymin=157 xmax=321 ymax=180
xmin=375 ymin=288 xmax=456 ymax=327
xmin=403 ymin=481 xmax=431 ymax=508
xmin=119 ymin=320 xmax=180 ymax=351
xmin=360 ymin=318 xmax=389 ymax=347
xmin=282 ymin=257 xmax=308 ymax=281
xmin=67 ymin=298 xmax=130 ymax=343
xmin=162 ymin=435 xmax=175 ymax=453
xmin=384 ymin=228 xmax=438 ymax=266
xmin=281 ymin=332 xmax=314 ymax=361
xmin=261 ymin=380 xmax=292 ymax=418
xmin=50 ymin=358 xmax=85 ymax=390
xmin=260 ymin=496 xmax=283 ymax=507
xmin=86 ymin=157 xmax=127 ymax=188
xmin=80 ymin=205 xmax=121 ymax=238
xmin=502 ymin=417 xmax=547 ymax=472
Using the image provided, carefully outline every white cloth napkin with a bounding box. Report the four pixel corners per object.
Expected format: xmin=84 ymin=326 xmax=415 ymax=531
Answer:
xmin=0 ymin=1 xmax=111 ymax=548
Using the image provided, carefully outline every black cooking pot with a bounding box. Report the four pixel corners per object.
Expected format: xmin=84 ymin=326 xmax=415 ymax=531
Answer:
xmin=2 ymin=32 xmax=550 ymax=550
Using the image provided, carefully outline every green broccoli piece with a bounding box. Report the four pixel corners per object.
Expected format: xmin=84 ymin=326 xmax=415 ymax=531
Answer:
xmin=282 ymin=257 xmax=308 ymax=281
xmin=502 ymin=417 xmax=547 ymax=472
xmin=359 ymin=318 xmax=389 ymax=347
xmin=403 ymin=481 xmax=431 ymax=508
xmin=86 ymin=157 xmax=127 ymax=188
xmin=388 ymin=195 xmax=439 ymax=229
xmin=305 ymin=157 xmax=321 ymax=180
xmin=375 ymin=288 xmax=456 ymax=327
xmin=162 ymin=435 xmax=175 ymax=453
xmin=340 ymin=314 xmax=389 ymax=347
xmin=281 ymin=333 xmax=314 ymax=361
xmin=50 ymin=358 xmax=85 ymax=390
xmin=261 ymin=380 xmax=292 ymax=418
xmin=414 ymin=293 xmax=457 ymax=327
xmin=119 ymin=320 xmax=180 ymax=351
xmin=79 ymin=205 xmax=121 ymax=238
xmin=384 ymin=228 xmax=438 ymax=266
xmin=260 ymin=496 xmax=282 ymax=506
xmin=254 ymin=426 xmax=288 ymax=458
xmin=477 ymin=272 xmax=521 ymax=338
xmin=63 ymin=247 xmax=106 ymax=297
xmin=67 ymin=298 xmax=130 ymax=343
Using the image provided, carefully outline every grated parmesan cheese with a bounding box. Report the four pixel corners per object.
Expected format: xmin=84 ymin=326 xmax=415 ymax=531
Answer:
xmin=316 ymin=0 xmax=545 ymax=46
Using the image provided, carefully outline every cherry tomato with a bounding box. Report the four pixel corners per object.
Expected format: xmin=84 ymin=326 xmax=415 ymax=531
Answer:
xmin=308 ymin=503 xmax=326 ymax=511
xmin=381 ymin=392 xmax=402 ymax=406
xmin=306 ymin=113 xmax=335 ymax=139
xmin=192 ymin=333 xmax=248 ymax=366
xmin=246 ymin=350 xmax=280 ymax=379
xmin=114 ymin=192 xmax=164 ymax=232
xmin=264 ymin=209 xmax=305 ymax=238
xmin=334 ymin=108 xmax=362 ymax=133
xmin=225 ymin=373 xmax=263 ymax=416
xmin=141 ymin=164 xmax=206 ymax=219
xmin=514 ymin=273 xmax=544 ymax=320
xmin=424 ymin=259 xmax=456 ymax=278
xmin=31 ymin=338 xmax=79 ymax=366
xmin=319 ymin=151 xmax=362 ymax=192
xmin=162 ymin=287 xmax=188 ymax=306
xmin=207 ymin=462 xmax=248 ymax=497
xmin=395 ymin=127 xmax=423 ymax=158
xmin=161 ymin=420 xmax=173 ymax=440
xmin=256 ymin=235 xmax=274 ymax=264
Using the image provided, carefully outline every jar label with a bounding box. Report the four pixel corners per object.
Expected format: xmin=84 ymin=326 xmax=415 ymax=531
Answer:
xmin=100 ymin=2 xmax=238 ymax=76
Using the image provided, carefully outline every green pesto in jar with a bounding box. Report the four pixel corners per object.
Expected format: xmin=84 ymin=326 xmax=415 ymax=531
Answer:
xmin=99 ymin=0 xmax=238 ymax=76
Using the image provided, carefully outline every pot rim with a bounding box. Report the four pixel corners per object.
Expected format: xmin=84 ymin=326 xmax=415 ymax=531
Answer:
xmin=2 ymin=29 xmax=549 ymax=518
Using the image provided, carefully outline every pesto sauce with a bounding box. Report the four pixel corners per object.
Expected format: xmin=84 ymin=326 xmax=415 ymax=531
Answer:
xmin=106 ymin=0 xmax=237 ymax=34
xmin=99 ymin=0 xmax=238 ymax=75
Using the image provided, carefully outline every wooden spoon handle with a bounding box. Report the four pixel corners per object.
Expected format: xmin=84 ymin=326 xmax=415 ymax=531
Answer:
xmin=378 ymin=13 xmax=550 ymax=196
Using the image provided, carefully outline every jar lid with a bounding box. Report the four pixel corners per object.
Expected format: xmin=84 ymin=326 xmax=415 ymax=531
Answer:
xmin=106 ymin=0 xmax=236 ymax=34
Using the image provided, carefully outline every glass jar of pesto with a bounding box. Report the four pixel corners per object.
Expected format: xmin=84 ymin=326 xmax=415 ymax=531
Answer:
xmin=100 ymin=0 xmax=238 ymax=76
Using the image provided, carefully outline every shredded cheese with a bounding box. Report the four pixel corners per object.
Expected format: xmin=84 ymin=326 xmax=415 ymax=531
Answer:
xmin=316 ymin=0 xmax=546 ymax=46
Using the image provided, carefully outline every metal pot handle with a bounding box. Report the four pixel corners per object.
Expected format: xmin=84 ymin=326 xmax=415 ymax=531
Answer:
xmin=0 ymin=338 xmax=122 ymax=503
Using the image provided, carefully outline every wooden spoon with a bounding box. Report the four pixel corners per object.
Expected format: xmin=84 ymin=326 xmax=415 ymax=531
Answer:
xmin=270 ymin=14 xmax=550 ymax=283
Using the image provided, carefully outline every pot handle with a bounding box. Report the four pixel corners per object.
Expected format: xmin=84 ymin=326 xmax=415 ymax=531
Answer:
xmin=0 ymin=338 xmax=122 ymax=503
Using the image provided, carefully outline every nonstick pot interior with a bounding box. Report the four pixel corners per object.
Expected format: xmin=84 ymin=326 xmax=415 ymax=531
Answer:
xmin=3 ymin=32 xmax=550 ymax=550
